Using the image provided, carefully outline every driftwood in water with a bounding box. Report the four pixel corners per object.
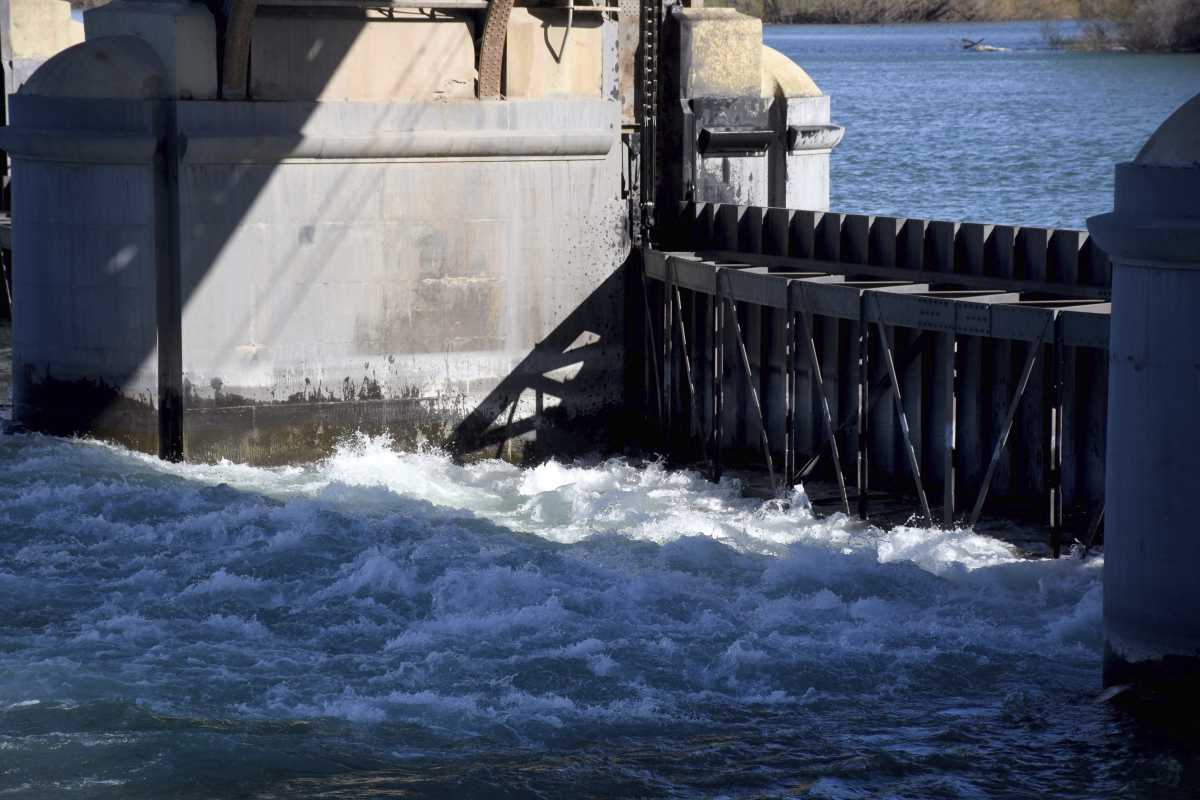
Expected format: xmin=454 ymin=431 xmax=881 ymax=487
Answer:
xmin=961 ymin=38 xmax=1011 ymax=52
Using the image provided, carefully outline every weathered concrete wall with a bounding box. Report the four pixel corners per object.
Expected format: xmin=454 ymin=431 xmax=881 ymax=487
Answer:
xmin=617 ymin=0 xmax=638 ymax=124
xmin=2 ymin=1 xmax=838 ymax=468
xmin=174 ymin=99 xmax=629 ymax=462
xmin=505 ymin=8 xmax=609 ymax=100
xmin=662 ymin=7 xmax=838 ymax=212
xmin=1 ymin=0 xmax=84 ymax=94
xmin=7 ymin=0 xmax=83 ymax=58
xmin=781 ymin=94 xmax=837 ymax=211
xmin=84 ymin=0 xmax=216 ymax=100
xmin=6 ymin=98 xmax=630 ymax=464
xmin=2 ymin=3 xmax=638 ymax=464
xmin=249 ymin=11 xmax=476 ymax=102
xmin=675 ymin=8 xmax=761 ymax=98
xmin=5 ymin=92 xmax=163 ymax=452
xmin=1089 ymin=93 xmax=1200 ymax=696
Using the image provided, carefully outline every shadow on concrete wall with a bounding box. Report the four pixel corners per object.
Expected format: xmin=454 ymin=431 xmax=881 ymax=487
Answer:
xmin=450 ymin=263 xmax=640 ymax=463
xmin=10 ymin=5 xmax=631 ymax=466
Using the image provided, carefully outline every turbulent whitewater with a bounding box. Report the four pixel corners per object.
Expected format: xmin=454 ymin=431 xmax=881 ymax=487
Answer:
xmin=2 ymin=431 xmax=1187 ymax=797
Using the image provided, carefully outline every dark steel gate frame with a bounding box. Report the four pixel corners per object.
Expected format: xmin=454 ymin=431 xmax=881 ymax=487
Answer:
xmin=642 ymin=201 xmax=1111 ymax=556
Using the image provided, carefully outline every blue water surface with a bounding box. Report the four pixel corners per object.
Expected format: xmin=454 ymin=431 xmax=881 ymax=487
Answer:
xmin=767 ymin=21 xmax=1200 ymax=228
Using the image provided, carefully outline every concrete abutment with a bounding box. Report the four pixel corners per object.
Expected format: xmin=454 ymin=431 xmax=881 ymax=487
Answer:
xmin=1089 ymin=93 xmax=1200 ymax=699
xmin=2 ymin=0 xmax=831 ymax=464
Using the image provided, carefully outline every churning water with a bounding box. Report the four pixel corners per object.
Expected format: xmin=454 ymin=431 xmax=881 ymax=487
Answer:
xmin=4 ymin=20 xmax=1200 ymax=800
xmin=0 ymin=432 xmax=1190 ymax=798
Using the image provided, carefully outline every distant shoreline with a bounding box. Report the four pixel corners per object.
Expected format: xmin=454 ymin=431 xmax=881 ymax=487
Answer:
xmin=759 ymin=18 xmax=1074 ymax=26
xmin=760 ymin=17 xmax=1073 ymax=24
xmin=720 ymin=1 xmax=1200 ymax=51
xmin=712 ymin=0 xmax=1083 ymax=26
xmin=757 ymin=14 xmax=1078 ymax=25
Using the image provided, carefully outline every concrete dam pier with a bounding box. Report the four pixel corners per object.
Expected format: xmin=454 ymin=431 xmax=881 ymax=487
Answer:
xmin=2 ymin=2 xmax=1199 ymax=696
xmin=1 ymin=0 xmax=835 ymax=465
xmin=1088 ymin=96 xmax=1200 ymax=697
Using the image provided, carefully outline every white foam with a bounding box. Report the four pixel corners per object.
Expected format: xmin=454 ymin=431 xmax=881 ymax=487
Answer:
xmin=0 ymin=431 xmax=1104 ymax=747
xmin=183 ymin=568 xmax=266 ymax=595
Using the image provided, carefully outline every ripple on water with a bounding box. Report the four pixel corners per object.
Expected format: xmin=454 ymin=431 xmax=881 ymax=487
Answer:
xmin=0 ymin=430 xmax=1146 ymax=798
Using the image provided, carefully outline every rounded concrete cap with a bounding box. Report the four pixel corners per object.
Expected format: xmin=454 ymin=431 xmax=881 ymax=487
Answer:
xmin=1088 ymin=92 xmax=1200 ymax=267
xmin=1136 ymin=92 xmax=1200 ymax=167
xmin=761 ymin=46 xmax=822 ymax=99
xmin=20 ymin=36 xmax=166 ymax=99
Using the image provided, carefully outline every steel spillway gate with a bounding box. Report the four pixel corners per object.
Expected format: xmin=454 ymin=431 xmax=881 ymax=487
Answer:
xmin=641 ymin=202 xmax=1112 ymax=556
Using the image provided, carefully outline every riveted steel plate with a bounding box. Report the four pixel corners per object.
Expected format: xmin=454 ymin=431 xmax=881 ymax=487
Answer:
xmin=868 ymin=292 xmax=955 ymax=332
xmin=991 ymin=304 xmax=1055 ymax=342
xmin=1060 ymin=304 xmax=1111 ymax=349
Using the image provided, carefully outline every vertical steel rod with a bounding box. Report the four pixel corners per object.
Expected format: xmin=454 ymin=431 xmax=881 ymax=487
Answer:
xmin=724 ymin=291 xmax=778 ymax=492
xmin=784 ymin=295 xmax=796 ymax=487
xmin=670 ymin=266 xmax=702 ymax=444
xmin=663 ymin=257 xmax=673 ymax=451
xmin=873 ymin=315 xmax=933 ymax=523
xmin=796 ymin=292 xmax=851 ymax=515
xmin=969 ymin=316 xmax=1053 ymax=526
xmin=1049 ymin=316 xmax=1065 ymax=557
xmin=639 ymin=269 xmax=663 ymax=426
xmin=494 ymin=395 xmax=520 ymax=459
xmin=857 ymin=295 xmax=870 ymax=520
xmin=712 ymin=268 xmax=725 ymax=481
xmin=1083 ymin=504 xmax=1105 ymax=554
xmin=798 ymin=332 xmax=929 ymax=480
xmin=943 ymin=332 xmax=957 ymax=528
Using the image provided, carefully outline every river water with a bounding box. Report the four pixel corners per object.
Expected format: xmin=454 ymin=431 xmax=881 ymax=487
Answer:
xmin=770 ymin=21 xmax=1200 ymax=229
xmin=2 ymin=21 xmax=1199 ymax=800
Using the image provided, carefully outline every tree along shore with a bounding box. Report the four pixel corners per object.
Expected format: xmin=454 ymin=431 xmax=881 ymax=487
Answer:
xmin=714 ymin=0 xmax=1200 ymax=51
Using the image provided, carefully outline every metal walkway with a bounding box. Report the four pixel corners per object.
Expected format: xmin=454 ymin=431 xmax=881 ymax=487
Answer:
xmin=641 ymin=202 xmax=1111 ymax=555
